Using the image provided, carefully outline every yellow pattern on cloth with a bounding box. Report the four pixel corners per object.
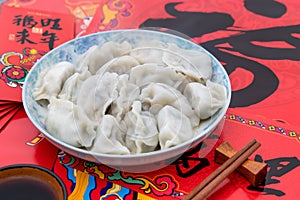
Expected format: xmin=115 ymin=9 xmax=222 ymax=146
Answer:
xmin=68 ymin=170 xmax=90 ymax=200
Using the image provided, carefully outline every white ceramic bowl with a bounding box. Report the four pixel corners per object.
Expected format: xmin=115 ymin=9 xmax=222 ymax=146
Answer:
xmin=23 ymin=29 xmax=231 ymax=173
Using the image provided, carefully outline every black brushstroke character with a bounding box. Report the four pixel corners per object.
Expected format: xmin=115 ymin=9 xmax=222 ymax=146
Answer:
xmin=141 ymin=2 xmax=234 ymax=38
xmin=247 ymin=155 xmax=300 ymax=197
xmin=172 ymin=134 xmax=219 ymax=178
xmin=16 ymin=29 xmax=37 ymax=44
xmin=203 ymin=24 xmax=300 ymax=107
xmin=244 ymin=0 xmax=287 ymax=18
xmin=13 ymin=14 xmax=38 ymax=28
xmin=41 ymin=31 xmax=59 ymax=50
xmin=172 ymin=141 xmax=210 ymax=178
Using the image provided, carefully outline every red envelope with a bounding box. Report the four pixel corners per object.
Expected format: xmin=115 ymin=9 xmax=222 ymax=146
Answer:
xmin=0 ymin=104 xmax=22 ymax=131
xmin=0 ymin=108 xmax=59 ymax=168
xmin=0 ymin=104 xmax=20 ymax=117
xmin=0 ymin=100 xmax=19 ymax=105
xmin=2 ymin=0 xmax=100 ymax=36
xmin=0 ymin=104 xmax=17 ymax=112
xmin=0 ymin=5 xmax=75 ymax=102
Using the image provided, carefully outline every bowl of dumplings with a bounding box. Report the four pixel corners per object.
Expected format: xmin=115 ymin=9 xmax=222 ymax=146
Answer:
xmin=23 ymin=29 xmax=231 ymax=173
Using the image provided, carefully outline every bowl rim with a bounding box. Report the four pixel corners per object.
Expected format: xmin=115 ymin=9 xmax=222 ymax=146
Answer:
xmin=22 ymin=28 xmax=232 ymax=160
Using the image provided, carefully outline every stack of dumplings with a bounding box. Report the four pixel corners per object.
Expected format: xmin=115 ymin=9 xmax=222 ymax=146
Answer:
xmin=33 ymin=40 xmax=227 ymax=155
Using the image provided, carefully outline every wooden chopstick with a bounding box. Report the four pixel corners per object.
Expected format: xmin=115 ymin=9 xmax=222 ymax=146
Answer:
xmin=183 ymin=139 xmax=261 ymax=200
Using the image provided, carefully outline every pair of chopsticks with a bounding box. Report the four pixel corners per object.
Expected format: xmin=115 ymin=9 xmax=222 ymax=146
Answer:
xmin=183 ymin=139 xmax=261 ymax=200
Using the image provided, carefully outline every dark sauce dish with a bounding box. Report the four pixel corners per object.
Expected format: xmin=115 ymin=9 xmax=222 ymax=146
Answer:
xmin=0 ymin=164 xmax=67 ymax=200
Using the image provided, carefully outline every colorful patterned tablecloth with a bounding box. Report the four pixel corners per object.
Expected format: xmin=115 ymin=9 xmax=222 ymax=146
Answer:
xmin=1 ymin=0 xmax=300 ymax=199
xmin=1 ymin=108 xmax=299 ymax=199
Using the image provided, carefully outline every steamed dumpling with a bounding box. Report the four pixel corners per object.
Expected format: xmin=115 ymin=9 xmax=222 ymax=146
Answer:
xmin=140 ymin=83 xmax=200 ymax=127
xmin=110 ymin=74 xmax=140 ymax=121
xmin=58 ymin=70 xmax=91 ymax=102
xmin=33 ymin=61 xmax=75 ymax=102
xmin=78 ymin=41 xmax=132 ymax=74
xmin=135 ymin=40 xmax=166 ymax=49
xmin=89 ymin=115 xmax=130 ymax=155
xmin=96 ymin=55 xmax=140 ymax=76
xmin=129 ymin=63 xmax=187 ymax=89
xmin=45 ymin=97 xmax=96 ymax=147
xmin=129 ymin=40 xmax=166 ymax=65
xmin=77 ymin=72 xmax=118 ymax=121
xmin=184 ymin=80 xmax=227 ymax=119
xmin=163 ymin=43 xmax=212 ymax=82
xmin=157 ymin=105 xmax=193 ymax=149
xmin=124 ymin=101 xmax=159 ymax=154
